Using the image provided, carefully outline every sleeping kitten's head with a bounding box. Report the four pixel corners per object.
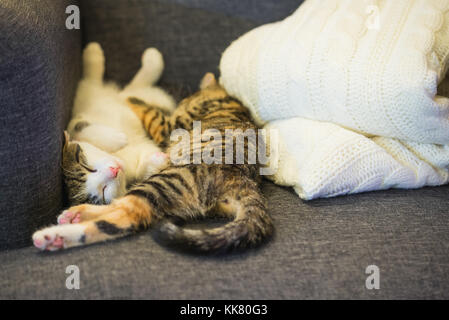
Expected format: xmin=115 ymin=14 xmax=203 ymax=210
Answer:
xmin=62 ymin=131 xmax=127 ymax=205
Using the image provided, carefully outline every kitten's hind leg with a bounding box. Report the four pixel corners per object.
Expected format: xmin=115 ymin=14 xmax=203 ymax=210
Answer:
xmin=124 ymin=48 xmax=164 ymax=90
xmin=83 ymin=42 xmax=105 ymax=82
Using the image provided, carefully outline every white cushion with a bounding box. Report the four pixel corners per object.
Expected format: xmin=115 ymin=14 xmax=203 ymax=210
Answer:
xmin=220 ymin=0 xmax=449 ymax=199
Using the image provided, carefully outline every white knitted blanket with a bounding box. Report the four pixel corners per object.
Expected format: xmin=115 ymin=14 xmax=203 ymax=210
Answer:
xmin=220 ymin=0 xmax=449 ymax=200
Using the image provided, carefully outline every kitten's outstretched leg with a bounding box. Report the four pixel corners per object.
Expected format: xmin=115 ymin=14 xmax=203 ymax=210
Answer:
xmin=124 ymin=48 xmax=164 ymax=89
xmin=33 ymin=196 xmax=152 ymax=250
xmin=83 ymin=42 xmax=105 ymax=82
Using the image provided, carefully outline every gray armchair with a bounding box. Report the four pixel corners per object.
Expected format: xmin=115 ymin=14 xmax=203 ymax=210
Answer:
xmin=0 ymin=0 xmax=448 ymax=299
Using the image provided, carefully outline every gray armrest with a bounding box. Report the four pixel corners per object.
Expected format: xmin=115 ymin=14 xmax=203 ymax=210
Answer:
xmin=0 ymin=0 xmax=81 ymax=250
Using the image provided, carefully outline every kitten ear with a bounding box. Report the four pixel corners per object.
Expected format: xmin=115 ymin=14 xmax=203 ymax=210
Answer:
xmin=63 ymin=130 xmax=70 ymax=147
xmin=199 ymin=72 xmax=217 ymax=89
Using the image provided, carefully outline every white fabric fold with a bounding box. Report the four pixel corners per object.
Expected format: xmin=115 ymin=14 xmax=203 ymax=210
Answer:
xmin=220 ymin=0 xmax=449 ymax=199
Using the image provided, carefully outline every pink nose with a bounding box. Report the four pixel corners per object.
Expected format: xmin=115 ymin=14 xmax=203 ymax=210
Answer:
xmin=109 ymin=166 xmax=120 ymax=178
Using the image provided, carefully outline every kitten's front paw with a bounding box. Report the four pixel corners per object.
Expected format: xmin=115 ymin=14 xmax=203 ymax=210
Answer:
xmin=32 ymin=224 xmax=85 ymax=251
xmin=57 ymin=210 xmax=81 ymax=225
xmin=141 ymin=152 xmax=169 ymax=179
xmin=149 ymin=152 xmax=169 ymax=168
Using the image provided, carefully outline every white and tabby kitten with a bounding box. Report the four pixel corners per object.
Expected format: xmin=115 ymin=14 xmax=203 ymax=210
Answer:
xmin=62 ymin=42 xmax=175 ymax=206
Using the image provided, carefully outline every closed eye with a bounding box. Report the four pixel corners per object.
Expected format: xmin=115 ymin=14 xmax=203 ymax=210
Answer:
xmin=81 ymin=163 xmax=97 ymax=173
xmin=102 ymin=185 xmax=106 ymax=204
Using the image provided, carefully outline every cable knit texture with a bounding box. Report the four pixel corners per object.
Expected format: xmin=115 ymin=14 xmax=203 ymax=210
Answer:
xmin=220 ymin=0 xmax=449 ymax=200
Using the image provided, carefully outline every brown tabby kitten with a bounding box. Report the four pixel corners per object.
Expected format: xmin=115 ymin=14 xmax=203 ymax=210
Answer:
xmin=32 ymin=73 xmax=273 ymax=253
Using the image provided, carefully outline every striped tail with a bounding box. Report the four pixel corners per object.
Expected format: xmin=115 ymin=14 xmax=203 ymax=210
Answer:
xmin=154 ymin=202 xmax=274 ymax=254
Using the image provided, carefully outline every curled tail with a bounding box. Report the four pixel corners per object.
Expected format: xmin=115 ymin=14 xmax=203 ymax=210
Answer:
xmin=154 ymin=182 xmax=274 ymax=254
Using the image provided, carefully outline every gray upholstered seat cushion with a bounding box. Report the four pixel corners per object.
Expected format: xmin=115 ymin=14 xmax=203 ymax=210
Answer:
xmin=1 ymin=181 xmax=448 ymax=299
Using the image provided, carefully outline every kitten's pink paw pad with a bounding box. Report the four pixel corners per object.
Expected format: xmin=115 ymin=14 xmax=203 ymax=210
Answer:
xmin=33 ymin=231 xmax=64 ymax=251
xmin=57 ymin=211 xmax=82 ymax=224
xmin=33 ymin=239 xmax=43 ymax=247
xmin=65 ymin=211 xmax=74 ymax=219
xmin=52 ymin=236 xmax=64 ymax=248
xmin=32 ymin=224 xmax=85 ymax=251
